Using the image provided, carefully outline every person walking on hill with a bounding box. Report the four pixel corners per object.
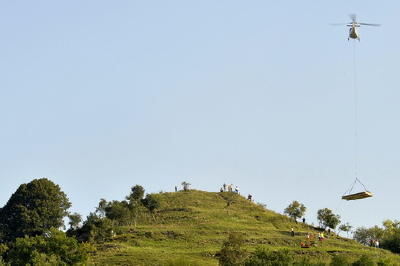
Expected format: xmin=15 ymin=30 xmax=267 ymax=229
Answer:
xmin=291 ymin=228 xmax=295 ymax=237
xmin=247 ymin=194 xmax=252 ymax=201
xmin=223 ymin=183 xmax=227 ymax=192
xmin=235 ymin=186 xmax=239 ymax=194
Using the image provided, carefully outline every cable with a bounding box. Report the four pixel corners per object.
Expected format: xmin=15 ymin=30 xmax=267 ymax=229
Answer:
xmin=353 ymin=40 xmax=358 ymax=181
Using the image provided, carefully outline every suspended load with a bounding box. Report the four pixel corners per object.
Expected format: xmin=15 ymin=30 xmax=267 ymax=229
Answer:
xmin=342 ymin=178 xmax=373 ymax=201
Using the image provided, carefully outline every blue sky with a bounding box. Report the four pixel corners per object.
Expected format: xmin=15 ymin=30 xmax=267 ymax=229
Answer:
xmin=0 ymin=1 xmax=397 ymax=229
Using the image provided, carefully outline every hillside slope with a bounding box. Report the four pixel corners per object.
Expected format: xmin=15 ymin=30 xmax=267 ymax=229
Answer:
xmin=90 ymin=190 xmax=399 ymax=265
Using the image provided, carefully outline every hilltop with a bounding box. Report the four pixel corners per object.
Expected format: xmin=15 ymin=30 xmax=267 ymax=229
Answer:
xmin=89 ymin=190 xmax=399 ymax=265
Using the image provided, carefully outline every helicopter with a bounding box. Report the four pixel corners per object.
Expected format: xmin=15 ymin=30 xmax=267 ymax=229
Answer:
xmin=332 ymin=14 xmax=380 ymax=41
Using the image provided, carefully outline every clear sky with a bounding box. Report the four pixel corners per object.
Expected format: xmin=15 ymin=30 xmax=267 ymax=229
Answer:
xmin=0 ymin=1 xmax=397 ymax=229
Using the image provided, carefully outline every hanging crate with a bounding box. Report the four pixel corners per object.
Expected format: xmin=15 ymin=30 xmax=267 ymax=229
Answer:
xmin=341 ymin=178 xmax=373 ymax=201
xmin=342 ymin=191 xmax=373 ymax=201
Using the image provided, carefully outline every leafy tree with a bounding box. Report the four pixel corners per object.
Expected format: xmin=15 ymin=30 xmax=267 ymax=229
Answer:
xmin=69 ymin=212 xmax=113 ymax=243
xmin=219 ymin=233 xmax=248 ymax=266
xmin=245 ymin=247 xmax=292 ymax=266
xmin=127 ymin=185 xmax=145 ymax=204
xmin=338 ymin=223 xmax=352 ymax=237
xmin=181 ymin=181 xmax=191 ymax=191
xmin=353 ymin=226 xmax=384 ymax=246
xmin=104 ymin=200 xmax=131 ymax=225
xmin=68 ymin=213 xmax=82 ymax=230
xmin=284 ymin=201 xmax=306 ymax=221
xmin=6 ymin=228 xmax=90 ymax=265
xmin=142 ymin=194 xmax=160 ymax=214
xmin=0 ymin=178 xmax=71 ymax=241
xmin=96 ymin=198 xmax=108 ymax=218
xmin=381 ymin=231 xmax=400 ymax=253
xmin=317 ymin=208 xmax=341 ymax=230
xmin=126 ymin=185 xmax=145 ymax=227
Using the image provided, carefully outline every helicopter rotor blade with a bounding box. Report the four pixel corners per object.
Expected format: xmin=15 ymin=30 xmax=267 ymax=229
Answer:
xmin=350 ymin=13 xmax=357 ymax=22
xmin=359 ymin=23 xmax=381 ymax=26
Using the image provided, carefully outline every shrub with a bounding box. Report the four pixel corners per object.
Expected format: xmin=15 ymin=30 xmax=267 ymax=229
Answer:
xmin=219 ymin=233 xmax=248 ymax=266
xmin=245 ymin=247 xmax=292 ymax=266
xmin=6 ymin=229 xmax=89 ymax=265
xmin=331 ymin=254 xmax=351 ymax=266
xmin=352 ymin=255 xmax=375 ymax=266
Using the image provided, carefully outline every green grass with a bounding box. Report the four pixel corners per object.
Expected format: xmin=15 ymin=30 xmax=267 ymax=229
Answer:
xmin=89 ymin=190 xmax=400 ymax=265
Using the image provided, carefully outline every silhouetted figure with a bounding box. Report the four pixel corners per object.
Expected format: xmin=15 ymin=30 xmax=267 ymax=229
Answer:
xmin=247 ymin=194 xmax=252 ymax=201
xmin=175 ymin=186 xmax=177 ymax=192
xmin=302 ymin=217 xmax=306 ymax=224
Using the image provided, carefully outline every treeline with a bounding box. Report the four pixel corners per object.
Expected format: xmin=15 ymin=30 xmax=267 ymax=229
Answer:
xmin=0 ymin=178 xmax=159 ymax=265
xmin=353 ymin=220 xmax=400 ymax=253
xmin=218 ymin=232 xmax=395 ymax=266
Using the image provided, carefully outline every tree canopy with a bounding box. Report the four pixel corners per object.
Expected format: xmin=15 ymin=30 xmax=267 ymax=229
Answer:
xmin=283 ymin=201 xmax=306 ymax=221
xmin=0 ymin=178 xmax=71 ymax=241
xmin=317 ymin=208 xmax=341 ymax=230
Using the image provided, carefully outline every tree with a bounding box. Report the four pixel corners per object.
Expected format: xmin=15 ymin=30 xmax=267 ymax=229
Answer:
xmin=219 ymin=233 xmax=248 ymax=266
xmin=0 ymin=178 xmax=71 ymax=241
xmin=126 ymin=185 xmax=145 ymax=204
xmin=104 ymin=200 xmax=131 ymax=225
xmin=181 ymin=181 xmax=191 ymax=191
xmin=126 ymin=185 xmax=145 ymax=227
xmin=142 ymin=194 xmax=160 ymax=213
xmin=69 ymin=212 xmax=114 ymax=243
xmin=68 ymin=213 xmax=82 ymax=230
xmin=96 ymin=198 xmax=108 ymax=218
xmin=6 ymin=228 xmax=90 ymax=265
xmin=353 ymin=226 xmax=384 ymax=246
xmin=283 ymin=201 xmax=306 ymax=221
xmin=338 ymin=223 xmax=352 ymax=237
xmin=317 ymin=208 xmax=341 ymax=230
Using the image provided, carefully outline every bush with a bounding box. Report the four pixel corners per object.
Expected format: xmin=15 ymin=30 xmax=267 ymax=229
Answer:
xmin=381 ymin=232 xmax=400 ymax=253
xmin=352 ymin=255 xmax=375 ymax=266
xmin=245 ymin=247 xmax=292 ymax=266
xmin=219 ymin=233 xmax=248 ymax=266
xmin=6 ymin=229 xmax=90 ymax=265
xmin=331 ymin=254 xmax=351 ymax=266
xmin=69 ymin=213 xmax=113 ymax=243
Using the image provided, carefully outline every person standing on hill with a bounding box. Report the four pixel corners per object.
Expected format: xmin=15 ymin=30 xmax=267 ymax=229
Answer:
xmin=223 ymin=183 xmax=227 ymax=192
xmin=291 ymin=228 xmax=295 ymax=237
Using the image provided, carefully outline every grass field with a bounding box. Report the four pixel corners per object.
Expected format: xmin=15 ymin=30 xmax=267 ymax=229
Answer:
xmin=89 ymin=190 xmax=399 ymax=265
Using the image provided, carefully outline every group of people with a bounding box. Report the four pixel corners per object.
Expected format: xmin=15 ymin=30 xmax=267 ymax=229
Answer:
xmin=220 ymin=183 xmax=239 ymax=194
xmin=300 ymin=232 xmax=326 ymax=248
xmin=370 ymin=239 xmax=380 ymax=248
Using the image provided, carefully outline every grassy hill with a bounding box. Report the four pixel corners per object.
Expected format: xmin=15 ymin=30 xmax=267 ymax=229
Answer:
xmin=90 ymin=190 xmax=399 ymax=265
